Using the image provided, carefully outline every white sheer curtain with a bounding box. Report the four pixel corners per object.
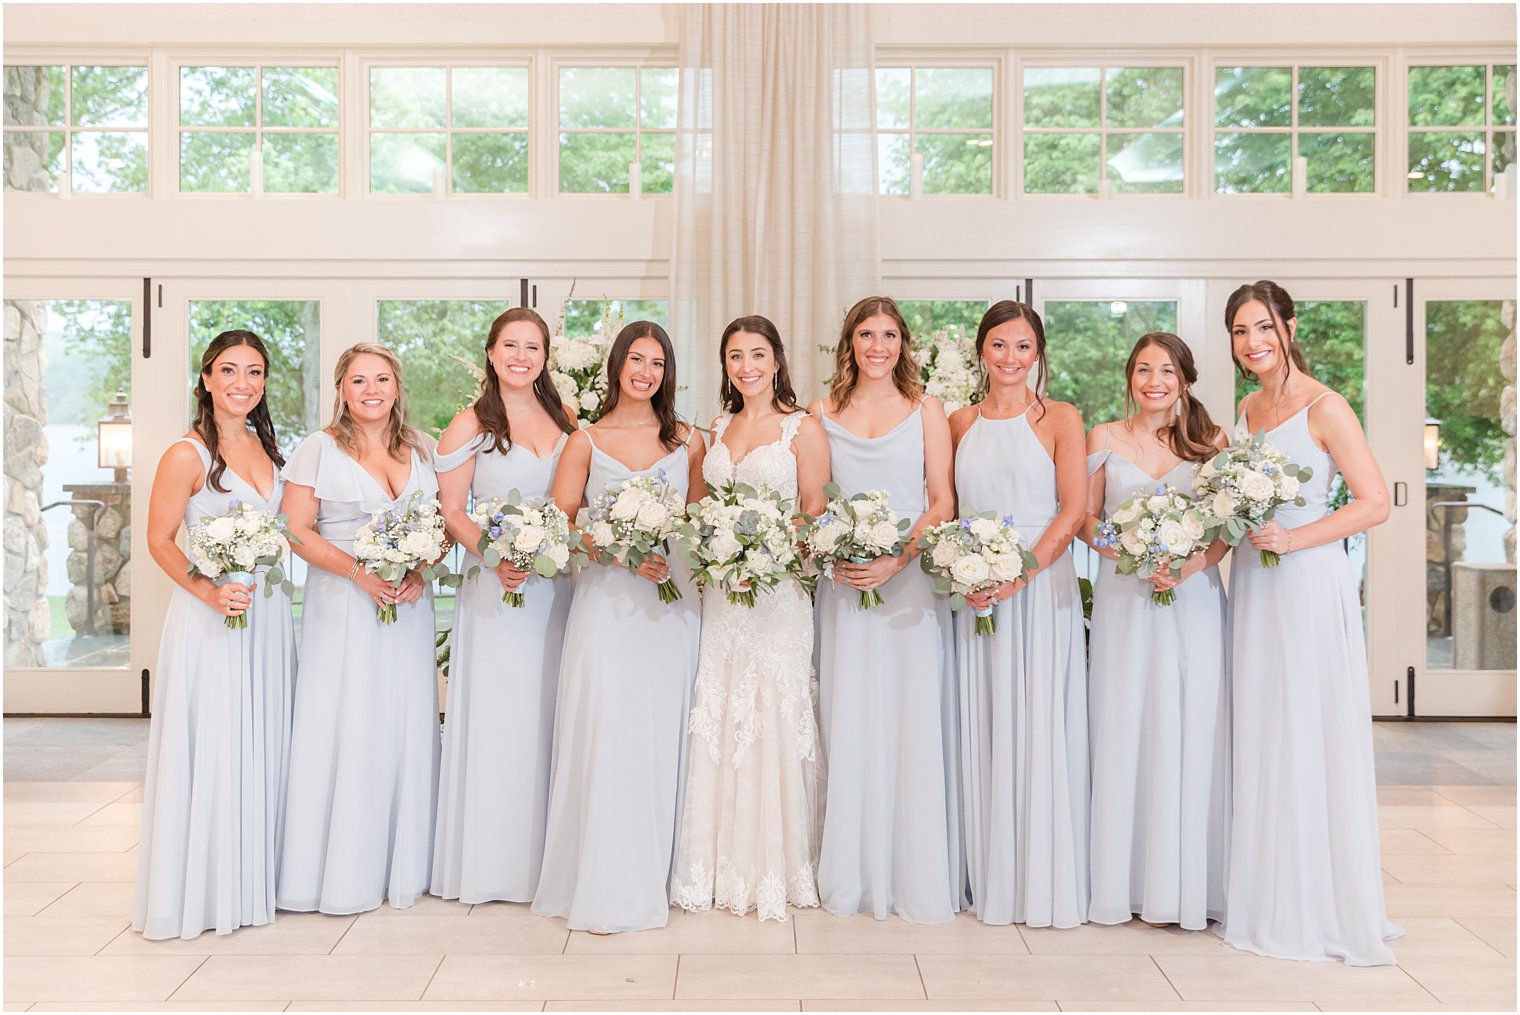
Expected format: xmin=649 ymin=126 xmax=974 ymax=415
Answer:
xmin=670 ymin=3 xmax=880 ymax=423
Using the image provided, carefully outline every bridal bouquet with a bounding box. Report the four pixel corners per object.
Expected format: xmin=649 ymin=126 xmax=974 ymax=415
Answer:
xmin=186 ymin=502 xmax=297 ymax=629
xmin=915 ymin=324 xmax=980 ymax=414
xmin=1094 ymin=485 xmax=1212 ymax=606
xmin=548 ymin=291 xmax=623 ymax=425
xmin=1192 ymin=431 xmax=1312 ymax=567
xmin=353 ymin=490 xmax=454 ymax=624
xmin=467 ymin=492 xmax=573 ymax=607
xmin=802 ymin=483 xmax=911 ymax=610
xmin=919 ymin=512 xmax=1036 ymax=634
xmin=585 ymin=471 xmax=687 ymax=603
xmin=676 ymin=480 xmax=802 ymax=607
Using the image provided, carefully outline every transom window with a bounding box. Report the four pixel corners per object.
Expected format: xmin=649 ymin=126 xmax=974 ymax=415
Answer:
xmin=1407 ymin=64 xmax=1515 ymax=193
xmin=557 ymin=66 xmax=676 ymax=194
xmin=1022 ymin=66 xmax=1185 ymax=195
xmin=3 ymin=64 xmax=148 ymax=193
xmin=875 ymin=66 xmax=995 ymax=195
xmin=369 ymin=65 xmax=531 ymax=195
xmin=1213 ymin=65 xmax=1377 ymax=194
xmin=180 ymin=65 xmax=339 ymax=194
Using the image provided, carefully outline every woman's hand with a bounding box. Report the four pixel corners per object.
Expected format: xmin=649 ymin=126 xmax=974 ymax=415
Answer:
xmin=1247 ymin=520 xmax=1292 ymax=556
xmin=1149 ymin=552 xmax=1206 ymax=592
xmin=200 ymin=578 xmax=257 ymax=620
xmin=496 ymin=558 xmax=529 ymax=593
xmin=634 ymin=552 xmax=672 ymax=585
xmin=965 ymin=579 xmax=1024 ymax=611
xmin=395 ymin=570 xmax=426 ymax=604
xmin=354 ymin=567 xmax=399 ymax=608
xmin=833 ymin=554 xmax=905 ymax=592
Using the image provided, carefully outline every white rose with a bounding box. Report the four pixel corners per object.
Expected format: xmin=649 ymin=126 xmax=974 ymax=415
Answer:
xmin=546 ymin=543 xmax=570 ymax=568
xmin=1120 ymin=529 xmax=1148 ymax=557
xmin=1211 ymin=490 xmax=1237 ymax=519
xmin=1180 ymin=510 xmax=1206 ymax=541
xmin=205 ymin=516 xmax=237 ymax=543
xmin=233 ymin=544 xmax=257 ymax=568
xmin=1197 ymin=460 xmax=1216 ymax=480
xmin=579 ymin=390 xmax=600 ymax=411
xmin=514 ymin=525 xmax=547 ymax=553
xmin=869 ymin=520 xmax=900 ymax=551
xmin=969 ymin=517 xmax=1000 ymax=542
xmin=709 ymin=529 xmax=742 ymax=560
xmin=1146 ymin=494 xmax=1170 ymax=514
xmin=590 ymin=520 xmax=616 ymax=547
xmin=1112 ymin=501 xmax=1143 ymax=525
xmin=194 ymin=551 xmax=223 ymax=579
xmin=635 ymin=500 xmax=670 ymax=532
xmin=931 ymin=540 xmax=960 ymax=569
xmin=550 ymin=370 xmax=578 ymax=405
xmin=1137 ymin=517 xmax=1155 ymax=537
xmin=611 ymin=489 xmax=642 ymax=520
xmin=400 ymin=530 xmax=436 ymax=559
xmin=1238 ymin=469 xmax=1274 ymax=501
xmin=1277 ymin=475 xmax=1300 ymax=499
xmin=950 ymin=553 xmax=990 ymax=587
xmin=1158 ymin=519 xmax=1191 ymax=556
xmin=989 ymin=552 xmax=1024 ymax=582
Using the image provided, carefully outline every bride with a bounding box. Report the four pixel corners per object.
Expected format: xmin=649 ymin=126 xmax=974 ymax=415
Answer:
xmin=670 ymin=315 xmax=831 ymax=922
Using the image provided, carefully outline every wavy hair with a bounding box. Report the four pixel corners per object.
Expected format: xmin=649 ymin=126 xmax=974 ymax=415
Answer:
xmin=192 ymin=330 xmax=285 ymax=493
xmin=718 ymin=315 xmax=801 ymax=415
xmin=974 ymin=300 xmax=1049 ymax=421
xmin=327 ymin=342 xmax=429 ymax=462
xmin=829 ymin=296 xmax=922 ymax=411
xmin=1225 ymin=279 xmax=1312 ymax=384
xmin=473 ymin=308 xmax=576 ymax=454
xmin=1123 ymin=332 xmax=1222 ymax=463
xmin=595 ymin=321 xmax=683 ymax=451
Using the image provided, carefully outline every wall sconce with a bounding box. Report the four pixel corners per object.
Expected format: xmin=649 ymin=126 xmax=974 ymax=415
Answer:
xmin=1424 ymin=416 xmax=1442 ymax=472
xmin=98 ymin=389 xmax=132 ymax=483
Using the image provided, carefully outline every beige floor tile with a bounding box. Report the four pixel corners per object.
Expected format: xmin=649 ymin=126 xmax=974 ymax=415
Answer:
xmin=3 ymin=881 xmax=77 ymax=916
xmin=919 ymin=953 xmax=1175 ymax=1001
xmin=3 ymin=825 xmax=139 ymax=853
xmin=1378 ymin=804 xmax=1498 ymax=830
xmin=1056 ymin=1004 xmax=1317 ymax=1011
xmin=4 ymin=915 xmax=130 ymax=955
xmin=171 ymin=955 xmax=442 ymax=1002
xmin=1457 ymin=917 xmax=1516 ymax=957
xmin=335 ymin=913 xmax=567 ymax=955
xmin=677 ymin=953 xmax=923 ymax=1000
xmin=5 ymin=852 xmax=137 ymax=883
xmin=1312 ymin=1004 xmax=1517 ymax=1012
xmin=792 ymin=909 xmax=1026 ymax=955
xmin=3 ymin=1004 xmax=31 ymax=1011
xmin=564 ymin=906 xmax=793 ymax=954
xmin=1018 ymin=921 xmax=1234 ymax=955
xmin=102 ymin=913 xmax=357 ymax=955
xmin=39 ymin=881 xmax=135 ymax=916
xmin=3 ymin=801 xmax=114 ymax=826
xmin=1434 ymin=786 xmax=1518 ymax=807
xmin=803 ymin=1003 xmax=1053 ymax=1012
xmin=1386 ymin=917 xmax=1508 ymax=957
xmin=1154 ymin=954 xmax=1433 ymax=1004
xmin=29 ymin=1004 xmax=288 ymax=1011
xmin=3 ymin=955 xmax=207 ymax=1002
xmin=3 ymin=851 xmax=22 ymax=865
xmin=1378 ymin=787 xmax=1453 ymax=806
xmin=4 ymin=782 xmax=138 ymax=803
xmin=1416 ymin=827 xmax=1517 ymax=855
xmin=289 ymin=1005 xmax=542 ymax=1012
xmin=424 ymin=954 xmax=677 ymax=1001
xmin=1377 ymin=828 xmax=1454 ymax=854
xmin=355 ymin=893 xmax=471 ymax=918
xmin=1381 ymin=852 xmax=1519 ymax=883
xmin=1383 ymin=882 xmax=1518 ymax=919
xmin=76 ymin=802 xmax=142 ymax=827
xmin=555 ymin=1003 xmax=801 ymax=1012
xmin=1464 ymin=806 xmax=1518 ymax=829
xmin=1396 ymin=953 xmax=1517 ymax=1006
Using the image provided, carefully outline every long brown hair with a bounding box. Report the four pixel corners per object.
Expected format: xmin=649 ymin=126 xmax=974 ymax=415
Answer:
xmin=1225 ymin=279 xmax=1312 ymax=384
xmin=192 ymin=331 xmax=285 ymax=493
xmin=473 ymin=308 xmax=576 ymax=454
xmin=829 ymin=296 xmax=922 ymax=411
xmin=1123 ymin=332 xmax=1222 ymax=463
xmin=596 ymin=321 xmax=683 ymax=451
xmin=718 ymin=315 xmax=801 ymax=415
xmin=974 ymin=300 xmax=1049 ymax=421
xmin=327 ymin=342 xmax=429 ymax=462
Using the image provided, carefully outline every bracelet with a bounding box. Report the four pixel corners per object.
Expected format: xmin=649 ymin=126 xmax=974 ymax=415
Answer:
xmin=1285 ymin=529 xmax=1294 ymax=554
xmin=347 ymin=558 xmax=362 ymax=581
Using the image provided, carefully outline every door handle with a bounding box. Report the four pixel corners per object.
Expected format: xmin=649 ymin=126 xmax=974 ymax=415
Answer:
xmin=1393 ymin=481 xmax=1407 ymax=507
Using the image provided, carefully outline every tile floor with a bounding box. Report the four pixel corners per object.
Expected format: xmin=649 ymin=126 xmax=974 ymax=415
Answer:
xmin=2 ymin=718 xmax=1514 ymax=1012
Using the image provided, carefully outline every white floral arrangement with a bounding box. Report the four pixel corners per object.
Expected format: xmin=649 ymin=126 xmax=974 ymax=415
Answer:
xmin=914 ymin=324 xmax=980 ymax=414
xmin=584 ymin=471 xmax=687 ymax=603
xmin=352 ymin=490 xmax=454 ymax=624
xmin=919 ymin=512 xmax=1036 ymax=634
xmin=801 ymin=483 xmax=911 ymax=610
xmin=1192 ymin=431 xmax=1312 ymax=568
xmin=186 ymin=502 xmax=297 ymax=629
xmin=548 ymin=291 xmax=624 ymax=426
xmin=466 ymin=492 xmax=573 ymax=608
xmin=675 ymin=480 xmax=803 ymax=608
xmin=1094 ymin=485 xmax=1212 ymax=606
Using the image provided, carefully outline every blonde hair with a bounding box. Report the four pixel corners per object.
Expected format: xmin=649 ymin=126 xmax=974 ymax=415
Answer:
xmin=327 ymin=342 xmax=429 ymax=462
xmin=829 ymin=296 xmax=923 ymax=411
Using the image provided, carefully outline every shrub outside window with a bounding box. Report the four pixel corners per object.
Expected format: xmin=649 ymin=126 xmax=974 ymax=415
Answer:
xmin=558 ymin=66 xmax=676 ymax=194
xmin=180 ymin=65 xmax=339 ymax=194
xmin=1023 ymin=65 xmax=1185 ymax=195
xmin=876 ymin=66 xmax=995 ymax=195
xmin=1407 ymin=64 xmax=1516 ymax=193
xmin=370 ymin=65 xmax=531 ymax=195
xmin=3 ymin=64 xmax=148 ymax=193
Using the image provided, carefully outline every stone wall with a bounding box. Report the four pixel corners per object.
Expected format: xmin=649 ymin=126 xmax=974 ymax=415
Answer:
xmin=4 ymin=301 xmax=51 ymax=667
xmin=1501 ymin=299 xmax=1516 ymax=565
xmin=4 ymin=65 xmax=56 ymax=192
xmin=62 ymin=483 xmax=131 ymax=636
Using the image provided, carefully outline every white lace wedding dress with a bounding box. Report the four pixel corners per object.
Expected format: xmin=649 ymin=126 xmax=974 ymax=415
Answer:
xmin=669 ymin=411 xmax=824 ymax=922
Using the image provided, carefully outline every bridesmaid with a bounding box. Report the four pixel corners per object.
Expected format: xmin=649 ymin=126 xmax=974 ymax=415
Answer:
xmin=807 ymin=296 xmax=961 ymax=924
xmin=948 ymin=300 xmax=1088 ymax=928
xmin=277 ymin=342 xmax=443 ymax=915
xmin=431 ymin=308 xmax=579 ymax=904
xmin=132 ymin=330 xmax=295 ymax=940
xmin=1079 ymin=332 xmax=1230 ymax=931
xmin=1220 ymin=280 xmax=1401 ymax=965
xmin=532 ymin=321 xmax=705 ymax=933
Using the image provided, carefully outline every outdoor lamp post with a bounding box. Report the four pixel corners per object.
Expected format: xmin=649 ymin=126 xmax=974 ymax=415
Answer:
xmin=1424 ymin=417 xmax=1442 ymax=472
xmin=98 ymin=389 xmax=132 ymax=483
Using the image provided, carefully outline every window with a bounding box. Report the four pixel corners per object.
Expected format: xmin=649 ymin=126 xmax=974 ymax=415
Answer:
xmin=369 ymin=66 xmax=530 ymax=195
xmin=1022 ymin=66 xmax=1184 ymax=195
xmin=1213 ymin=65 xmax=1377 ymax=194
xmin=562 ymin=298 xmax=670 ymax=335
xmin=557 ymin=67 xmax=676 ymax=194
xmin=180 ymin=66 xmax=338 ymax=194
xmin=3 ymin=65 xmax=148 ymax=193
xmin=1407 ymin=64 xmax=1516 ymax=193
xmin=876 ymin=66 xmax=994 ymax=195
xmin=897 ymin=299 xmax=989 ymax=338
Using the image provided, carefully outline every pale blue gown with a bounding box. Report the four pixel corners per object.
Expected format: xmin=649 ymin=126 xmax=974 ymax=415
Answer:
xmin=954 ymin=405 xmax=1088 ymax=928
xmin=531 ymin=431 xmax=702 ymax=932
xmin=1221 ymin=393 xmax=1401 ymax=965
xmin=815 ymin=404 xmax=961 ymax=924
xmin=132 ymin=438 xmax=295 ymax=940
xmin=1086 ymin=449 xmax=1229 ymax=930
xmin=276 ymin=431 xmax=440 ymax=915
xmin=431 ymin=431 xmax=572 ymax=903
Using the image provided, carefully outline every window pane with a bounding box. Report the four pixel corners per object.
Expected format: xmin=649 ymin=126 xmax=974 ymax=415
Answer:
xmin=1302 ymin=131 xmax=1375 ymax=192
xmin=1044 ymin=299 xmax=1179 ymax=434
xmin=377 ymin=300 xmax=501 ymax=437
xmin=1407 ymin=131 xmax=1486 ymax=193
xmin=451 ymin=132 xmax=528 ymax=193
xmin=180 ymin=66 xmax=255 ymax=127
xmin=73 ymin=66 xmax=147 ymax=127
xmin=262 ymin=132 xmax=338 ymax=193
xmin=1298 ymin=66 xmax=1376 ymax=128
xmin=1214 ymin=131 xmax=1290 ymax=193
xmin=559 ymin=67 xmax=636 ymax=129
xmin=640 ymin=131 xmax=675 ymax=194
xmin=4 ymin=130 xmax=65 ymax=191
xmin=916 ymin=67 xmax=993 ymax=130
xmin=1024 ymin=67 xmax=1100 ymax=128
xmin=916 ymin=133 xmax=993 ymax=194
xmin=1023 ymin=132 xmax=1100 ymax=193
xmin=1408 ymin=65 xmax=1485 ymax=128
xmin=369 ymin=67 xmax=445 ymax=129
xmin=451 ymin=67 xmax=528 ymax=129
xmin=897 ymin=300 xmax=988 ymax=339
xmin=876 ymin=67 xmax=911 ymax=130
xmin=563 ymin=299 xmax=671 ymax=336
xmin=1106 ymin=132 xmax=1183 ymax=193
xmin=370 ymin=132 xmax=445 ymax=193
xmin=1214 ymin=66 xmax=1291 ymax=128
xmin=877 ymin=131 xmax=910 ymax=194
xmin=262 ymin=67 xmax=338 ymax=129
xmin=73 ymin=131 xmax=147 ymax=192
xmin=559 ymin=131 xmax=635 ymax=192
xmin=180 ymin=131 xmax=252 ymax=192
xmin=1107 ymin=67 xmax=1184 ymax=129
xmin=641 ymin=68 xmax=677 ymax=129
xmin=1493 ymin=129 xmax=1515 ymax=189
xmin=4 ymin=66 xmax=66 ymax=126
xmin=1495 ymin=65 xmax=1516 ymax=126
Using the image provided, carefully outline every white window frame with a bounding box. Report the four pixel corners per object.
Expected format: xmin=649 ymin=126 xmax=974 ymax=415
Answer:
xmin=1403 ymin=56 xmax=1517 ymax=198
xmin=550 ymin=55 xmax=678 ymax=198
xmin=872 ymin=53 xmax=1003 ymax=199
